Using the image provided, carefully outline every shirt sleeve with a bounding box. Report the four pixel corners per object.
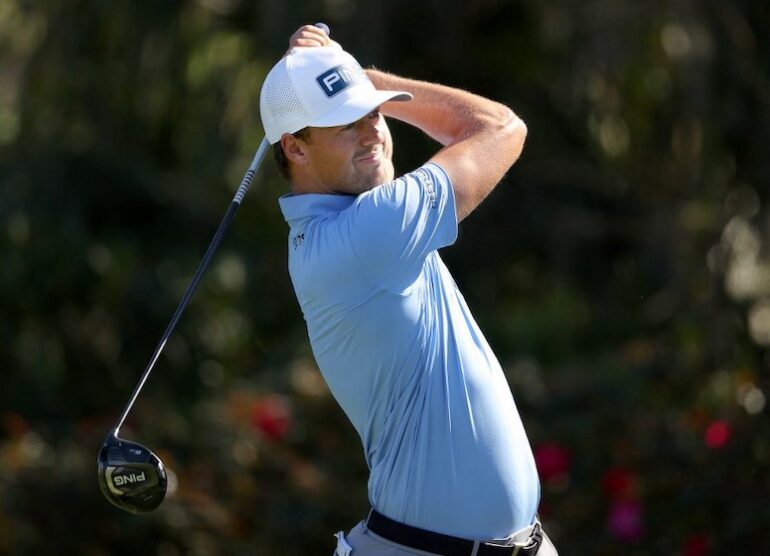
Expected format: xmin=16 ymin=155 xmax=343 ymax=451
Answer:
xmin=343 ymin=163 xmax=458 ymax=292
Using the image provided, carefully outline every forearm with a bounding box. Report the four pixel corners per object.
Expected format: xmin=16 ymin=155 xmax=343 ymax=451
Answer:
xmin=366 ymin=68 xmax=527 ymax=222
xmin=366 ymin=69 xmax=518 ymax=147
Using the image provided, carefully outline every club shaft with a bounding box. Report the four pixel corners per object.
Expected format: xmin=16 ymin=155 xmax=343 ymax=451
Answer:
xmin=114 ymin=137 xmax=271 ymax=433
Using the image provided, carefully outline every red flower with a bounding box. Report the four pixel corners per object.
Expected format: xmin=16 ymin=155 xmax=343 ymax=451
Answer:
xmin=704 ymin=420 xmax=731 ymax=449
xmin=250 ymin=394 xmax=292 ymax=441
xmin=534 ymin=443 xmax=571 ymax=481
xmin=602 ymin=468 xmax=636 ymax=501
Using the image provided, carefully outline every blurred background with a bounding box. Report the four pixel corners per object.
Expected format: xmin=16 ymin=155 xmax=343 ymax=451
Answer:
xmin=1 ymin=0 xmax=769 ymax=554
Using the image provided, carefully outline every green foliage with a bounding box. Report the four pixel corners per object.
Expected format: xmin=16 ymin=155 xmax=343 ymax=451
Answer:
xmin=2 ymin=0 xmax=770 ymax=554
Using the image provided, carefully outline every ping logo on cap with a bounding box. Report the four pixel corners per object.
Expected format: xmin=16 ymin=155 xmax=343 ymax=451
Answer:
xmin=316 ymin=64 xmax=364 ymax=97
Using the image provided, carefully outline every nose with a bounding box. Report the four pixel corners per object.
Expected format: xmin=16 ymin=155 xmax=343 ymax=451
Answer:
xmin=359 ymin=116 xmax=384 ymax=146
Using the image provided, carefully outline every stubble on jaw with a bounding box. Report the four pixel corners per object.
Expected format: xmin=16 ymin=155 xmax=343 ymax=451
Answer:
xmin=346 ymin=158 xmax=395 ymax=195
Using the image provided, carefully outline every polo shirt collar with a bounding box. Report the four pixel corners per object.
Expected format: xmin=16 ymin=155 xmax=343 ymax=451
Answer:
xmin=279 ymin=193 xmax=356 ymax=224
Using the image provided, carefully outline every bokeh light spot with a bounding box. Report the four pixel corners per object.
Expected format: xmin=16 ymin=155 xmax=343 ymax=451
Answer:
xmin=704 ymin=420 xmax=731 ymax=449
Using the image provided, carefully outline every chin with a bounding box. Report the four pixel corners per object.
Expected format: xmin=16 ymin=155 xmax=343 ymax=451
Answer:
xmin=369 ymin=172 xmax=393 ymax=190
xmin=344 ymin=161 xmax=394 ymax=194
xmin=374 ymin=162 xmax=395 ymax=184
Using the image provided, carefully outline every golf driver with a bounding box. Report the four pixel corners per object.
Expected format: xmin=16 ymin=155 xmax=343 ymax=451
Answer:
xmin=97 ymin=136 xmax=270 ymax=513
xmin=97 ymin=22 xmax=331 ymax=514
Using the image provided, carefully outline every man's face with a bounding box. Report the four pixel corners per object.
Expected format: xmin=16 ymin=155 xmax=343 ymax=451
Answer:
xmin=301 ymin=109 xmax=394 ymax=195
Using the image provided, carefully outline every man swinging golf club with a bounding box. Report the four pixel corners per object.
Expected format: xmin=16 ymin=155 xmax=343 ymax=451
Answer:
xmin=262 ymin=25 xmax=558 ymax=555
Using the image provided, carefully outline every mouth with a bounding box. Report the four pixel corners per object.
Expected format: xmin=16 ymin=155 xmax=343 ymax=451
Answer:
xmin=355 ymin=150 xmax=382 ymax=164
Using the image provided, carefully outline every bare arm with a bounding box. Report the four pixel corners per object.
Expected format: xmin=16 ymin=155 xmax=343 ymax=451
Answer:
xmin=367 ymin=69 xmax=527 ymax=222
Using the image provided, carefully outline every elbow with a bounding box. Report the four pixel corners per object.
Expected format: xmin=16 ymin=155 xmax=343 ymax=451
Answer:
xmin=514 ymin=117 xmax=528 ymax=151
xmin=515 ymin=114 xmax=527 ymax=139
xmin=493 ymin=104 xmax=526 ymax=138
xmin=504 ymin=108 xmax=527 ymax=138
xmin=500 ymin=108 xmax=527 ymax=157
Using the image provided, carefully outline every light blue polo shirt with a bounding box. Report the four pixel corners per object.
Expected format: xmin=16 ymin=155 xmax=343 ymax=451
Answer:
xmin=279 ymin=163 xmax=540 ymax=539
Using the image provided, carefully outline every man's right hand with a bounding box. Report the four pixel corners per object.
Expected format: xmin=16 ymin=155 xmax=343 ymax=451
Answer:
xmin=284 ymin=24 xmax=340 ymax=56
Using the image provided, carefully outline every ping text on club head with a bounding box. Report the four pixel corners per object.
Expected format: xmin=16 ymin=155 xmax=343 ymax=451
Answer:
xmin=113 ymin=471 xmax=147 ymax=486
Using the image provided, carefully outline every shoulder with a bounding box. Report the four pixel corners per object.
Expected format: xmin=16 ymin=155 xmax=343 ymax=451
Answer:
xmin=351 ymin=163 xmax=454 ymax=214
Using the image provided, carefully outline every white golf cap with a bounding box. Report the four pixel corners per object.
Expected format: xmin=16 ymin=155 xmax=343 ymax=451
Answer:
xmin=259 ymin=45 xmax=412 ymax=144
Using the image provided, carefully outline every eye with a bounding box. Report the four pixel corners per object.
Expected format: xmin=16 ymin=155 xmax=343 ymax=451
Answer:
xmin=337 ymin=122 xmax=356 ymax=133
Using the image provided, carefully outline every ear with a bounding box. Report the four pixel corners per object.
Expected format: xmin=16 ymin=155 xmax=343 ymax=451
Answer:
xmin=280 ymin=133 xmax=310 ymax=166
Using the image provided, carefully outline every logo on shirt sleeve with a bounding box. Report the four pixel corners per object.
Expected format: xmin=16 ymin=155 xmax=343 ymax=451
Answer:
xmin=292 ymin=232 xmax=305 ymax=250
xmin=415 ymin=169 xmax=438 ymax=208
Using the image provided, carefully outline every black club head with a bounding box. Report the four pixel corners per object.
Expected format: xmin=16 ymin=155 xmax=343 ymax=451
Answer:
xmin=97 ymin=431 xmax=168 ymax=514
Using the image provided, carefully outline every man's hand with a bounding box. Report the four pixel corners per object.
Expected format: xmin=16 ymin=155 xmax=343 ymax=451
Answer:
xmin=284 ymin=24 xmax=340 ymax=56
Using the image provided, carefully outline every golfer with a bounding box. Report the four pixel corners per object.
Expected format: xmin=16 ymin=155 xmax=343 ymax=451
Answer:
xmin=260 ymin=25 xmax=557 ymax=555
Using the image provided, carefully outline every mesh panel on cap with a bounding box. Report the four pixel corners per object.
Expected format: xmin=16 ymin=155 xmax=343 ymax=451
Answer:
xmin=264 ymin=61 xmax=309 ymax=127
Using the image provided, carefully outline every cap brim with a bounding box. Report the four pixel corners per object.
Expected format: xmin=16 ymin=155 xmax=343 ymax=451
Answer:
xmin=309 ymin=89 xmax=412 ymax=129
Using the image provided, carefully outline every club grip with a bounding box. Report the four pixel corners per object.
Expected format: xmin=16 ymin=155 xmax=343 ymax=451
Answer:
xmin=315 ymin=22 xmax=330 ymax=36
